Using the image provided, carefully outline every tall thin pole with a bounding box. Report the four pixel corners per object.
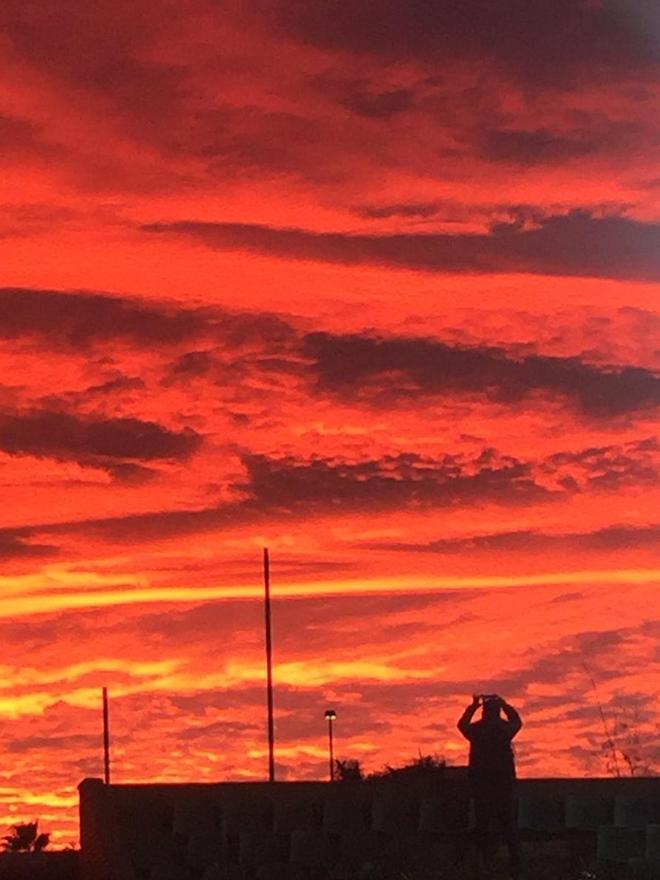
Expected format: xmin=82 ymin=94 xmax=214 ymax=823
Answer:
xmin=328 ymin=718 xmax=334 ymax=781
xmin=102 ymin=686 xmax=111 ymax=785
xmin=263 ymin=548 xmax=275 ymax=782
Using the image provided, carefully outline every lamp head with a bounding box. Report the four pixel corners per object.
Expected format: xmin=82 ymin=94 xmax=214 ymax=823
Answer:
xmin=324 ymin=709 xmax=337 ymax=721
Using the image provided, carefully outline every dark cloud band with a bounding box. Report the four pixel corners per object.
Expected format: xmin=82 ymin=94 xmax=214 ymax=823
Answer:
xmin=0 ymin=410 xmax=201 ymax=461
xmin=274 ymin=0 xmax=660 ymax=83
xmin=142 ymin=211 xmax=660 ymax=281
xmin=304 ymin=332 xmax=660 ymax=418
xmin=371 ymin=524 xmax=660 ymax=554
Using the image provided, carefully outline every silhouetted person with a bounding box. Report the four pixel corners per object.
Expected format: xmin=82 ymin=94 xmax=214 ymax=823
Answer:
xmin=458 ymin=693 xmax=522 ymax=875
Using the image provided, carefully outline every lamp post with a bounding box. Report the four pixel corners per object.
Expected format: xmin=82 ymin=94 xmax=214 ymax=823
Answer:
xmin=324 ymin=709 xmax=337 ymax=782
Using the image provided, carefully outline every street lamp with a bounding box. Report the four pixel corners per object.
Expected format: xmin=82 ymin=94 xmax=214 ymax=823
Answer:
xmin=324 ymin=709 xmax=337 ymax=781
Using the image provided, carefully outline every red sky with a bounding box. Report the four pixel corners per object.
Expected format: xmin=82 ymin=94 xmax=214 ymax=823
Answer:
xmin=0 ymin=0 xmax=659 ymax=847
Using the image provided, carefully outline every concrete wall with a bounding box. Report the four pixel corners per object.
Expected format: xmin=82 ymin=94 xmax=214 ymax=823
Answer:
xmin=79 ymin=774 xmax=660 ymax=880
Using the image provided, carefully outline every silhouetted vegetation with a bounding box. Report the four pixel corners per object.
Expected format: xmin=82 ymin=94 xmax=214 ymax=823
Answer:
xmin=584 ymin=662 xmax=659 ymax=777
xmin=335 ymin=753 xmax=447 ymax=782
xmin=335 ymin=758 xmax=365 ymax=781
xmin=369 ymin=752 xmax=447 ymax=780
xmin=1 ymin=821 xmax=50 ymax=852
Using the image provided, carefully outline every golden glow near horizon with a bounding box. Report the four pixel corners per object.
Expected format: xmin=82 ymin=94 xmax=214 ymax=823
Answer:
xmin=0 ymin=567 xmax=657 ymax=619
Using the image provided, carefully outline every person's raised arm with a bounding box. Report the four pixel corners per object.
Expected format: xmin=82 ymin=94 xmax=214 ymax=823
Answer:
xmin=457 ymin=694 xmax=481 ymax=739
xmin=500 ymin=698 xmax=522 ymax=737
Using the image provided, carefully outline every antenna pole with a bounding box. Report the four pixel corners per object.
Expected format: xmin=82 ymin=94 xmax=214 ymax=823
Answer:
xmin=102 ymin=686 xmax=111 ymax=785
xmin=263 ymin=548 xmax=276 ymax=782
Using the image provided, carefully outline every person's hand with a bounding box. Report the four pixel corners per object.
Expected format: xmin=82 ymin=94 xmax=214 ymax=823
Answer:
xmin=471 ymin=693 xmax=481 ymax=707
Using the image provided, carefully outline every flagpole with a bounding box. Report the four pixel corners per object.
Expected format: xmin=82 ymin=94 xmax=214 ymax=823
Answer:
xmin=102 ymin=686 xmax=111 ymax=785
xmin=263 ymin=548 xmax=275 ymax=782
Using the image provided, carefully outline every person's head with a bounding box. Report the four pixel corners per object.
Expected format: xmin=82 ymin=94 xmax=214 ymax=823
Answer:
xmin=482 ymin=695 xmax=501 ymax=722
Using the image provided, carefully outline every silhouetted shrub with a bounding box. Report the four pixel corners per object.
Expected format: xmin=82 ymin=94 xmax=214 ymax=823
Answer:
xmin=335 ymin=754 xmax=447 ymax=782
xmin=335 ymin=758 xmax=365 ymax=781
xmin=2 ymin=821 xmax=50 ymax=852
xmin=369 ymin=753 xmax=447 ymax=780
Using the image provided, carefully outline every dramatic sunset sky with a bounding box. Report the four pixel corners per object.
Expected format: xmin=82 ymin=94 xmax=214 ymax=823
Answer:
xmin=0 ymin=0 xmax=659 ymax=846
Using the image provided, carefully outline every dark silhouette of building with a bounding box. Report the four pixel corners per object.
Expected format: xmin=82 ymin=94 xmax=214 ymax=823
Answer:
xmin=78 ymin=775 xmax=660 ymax=879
